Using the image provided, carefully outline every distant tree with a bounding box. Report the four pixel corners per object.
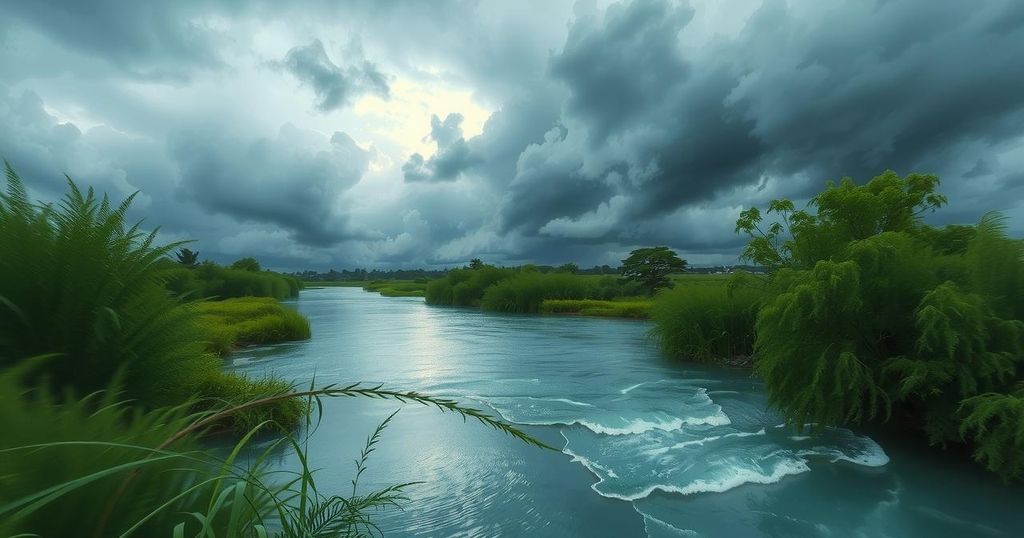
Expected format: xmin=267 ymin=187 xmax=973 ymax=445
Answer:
xmin=230 ymin=257 xmax=261 ymax=272
xmin=175 ymin=248 xmax=199 ymax=268
xmin=469 ymin=258 xmax=484 ymax=269
xmin=557 ymin=262 xmax=579 ymax=274
xmin=620 ymin=246 xmax=687 ymax=294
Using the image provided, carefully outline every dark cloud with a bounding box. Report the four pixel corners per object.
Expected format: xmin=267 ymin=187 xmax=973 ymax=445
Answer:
xmin=484 ymin=0 xmax=1024 ymax=255
xmin=0 ymin=0 xmax=224 ymax=80
xmin=281 ymin=39 xmax=389 ymax=112
xmin=169 ymin=124 xmax=369 ymax=246
xmin=403 ymin=113 xmax=479 ymax=182
xmin=3 ymin=0 xmax=1024 ymax=269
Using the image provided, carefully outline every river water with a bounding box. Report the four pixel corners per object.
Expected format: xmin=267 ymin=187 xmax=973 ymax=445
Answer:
xmin=229 ymin=287 xmax=1024 ymax=537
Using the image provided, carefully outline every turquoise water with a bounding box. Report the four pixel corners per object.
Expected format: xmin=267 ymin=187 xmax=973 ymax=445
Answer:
xmin=230 ymin=287 xmax=1024 ymax=537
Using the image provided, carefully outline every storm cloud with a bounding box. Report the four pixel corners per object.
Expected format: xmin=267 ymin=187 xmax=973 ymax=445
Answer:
xmin=281 ymin=39 xmax=389 ymax=112
xmin=1 ymin=0 xmax=1023 ymax=269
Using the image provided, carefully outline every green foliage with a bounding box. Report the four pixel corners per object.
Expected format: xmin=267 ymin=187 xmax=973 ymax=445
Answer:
xmin=620 ymin=246 xmax=687 ymax=294
xmin=231 ymin=257 xmax=262 ymax=272
xmin=540 ymin=298 xmax=652 ymax=319
xmin=195 ymin=297 xmax=311 ymax=357
xmin=480 ymin=272 xmax=601 ymax=313
xmin=176 ymin=247 xmax=201 ymax=268
xmin=737 ymin=170 xmax=1024 ymax=479
xmin=557 ymin=262 xmax=580 ymax=274
xmin=959 ymin=387 xmax=1024 ymax=480
xmin=0 ymin=164 xmax=214 ymax=405
xmin=165 ymin=261 xmax=302 ymax=301
xmin=650 ymin=281 xmax=764 ymax=361
xmin=2 ymin=372 xmax=549 ymax=537
xmin=424 ymin=265 xmax=516 ymax=306
xmin=736 ymin=170 xmax=947 ymax=270
xmin=362 ymin=280 xmax=428 ymax=297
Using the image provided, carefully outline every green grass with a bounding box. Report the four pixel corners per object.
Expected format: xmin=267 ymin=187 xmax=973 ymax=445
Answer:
xmin=480 ymin=272 xmax=603 ymax=313
xmin=650 ymin=281 xmax=765 ymax=362
xmin=1 ymin=369 xmax=548 ymax=537
xmin=540 ymin=298 xmax=653 ymax=318
xmin=363 ymin=280 xmax=428 ymax=297
xmin=195 ymin=297 xmax=311 ymax=356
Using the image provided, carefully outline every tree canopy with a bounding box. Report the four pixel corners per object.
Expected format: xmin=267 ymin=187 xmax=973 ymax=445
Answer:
xmin=737 ymin=170 xmax=1024 ymax=480
xmin=230 ymin=257 xmax=261 ymax=272
xmin=175 ymin=247 xmax=200 ymax=268
xmin=621 ymin=246 xmax=687 ymax=294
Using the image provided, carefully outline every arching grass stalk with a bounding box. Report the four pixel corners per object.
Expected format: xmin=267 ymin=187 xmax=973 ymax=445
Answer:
xmin=4 ymin=381 xmax=551 ymax=537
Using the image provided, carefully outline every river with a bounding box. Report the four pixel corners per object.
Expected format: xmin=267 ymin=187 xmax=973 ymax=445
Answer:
xmin=229 ymin=287 xmax=1024 ymax=537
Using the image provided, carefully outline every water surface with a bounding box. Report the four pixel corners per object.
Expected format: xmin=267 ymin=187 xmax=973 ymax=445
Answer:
xmin=230 ymin=288 xmax=1024 ymax=537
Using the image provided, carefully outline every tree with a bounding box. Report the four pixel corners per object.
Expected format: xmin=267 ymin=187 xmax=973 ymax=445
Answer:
xmin=738 ymin=170 xmax=1024 ymax=480
xmin=620 ymin=247 xmax=687 ymax=294
xmin=557 ymin=262 xmax=579 ymax=274
xmin=468 ymin=258 xmax=484 ymax=270
xmin=174 ymin=247 xmax=199 ymax=268
xmin=230 ymin=257 xmax=261 ymax=272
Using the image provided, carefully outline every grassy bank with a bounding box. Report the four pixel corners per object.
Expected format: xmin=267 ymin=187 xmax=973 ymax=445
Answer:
xmin=196 ymin=297 xmax=311 ymax=356
xmin=363 ymin=279 xmax=429 ymax=297
xmin=540 ymin=298 xmax=652 ymax=318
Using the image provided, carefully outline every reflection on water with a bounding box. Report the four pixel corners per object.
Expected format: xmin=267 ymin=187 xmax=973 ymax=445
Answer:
xmin=231 ymin=288 xmax=1024 ymax=537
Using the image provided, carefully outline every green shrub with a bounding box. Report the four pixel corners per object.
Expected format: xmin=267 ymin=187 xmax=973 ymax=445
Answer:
xmin=164 ymin=262 xmax=301 ymax=301
xmin=650 ymin=282 xmax=764 ymax=361
xmin=480 ymin=272 xmax=601 ymax=313
xmin=0 ymin=165 xmax=215 ymax=405
xmin=424 ymin=265 xmax=515 ymax=306
xmin=737 ymin=171 xmax=1024 ymax=480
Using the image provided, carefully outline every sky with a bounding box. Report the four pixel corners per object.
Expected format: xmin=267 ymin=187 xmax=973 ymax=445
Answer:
xmin=2 ymin=0 xmax=1023 ymax=271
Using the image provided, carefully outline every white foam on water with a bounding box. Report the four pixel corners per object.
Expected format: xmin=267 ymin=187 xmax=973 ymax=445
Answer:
xmin=525 ymin=396 xmax=594 ymax=407
xmin=578 ymin=416 xmax=688 ymax=436
xmin=594 ymin=458 xmax=814 ymax=502
xmin=646 ymin=428 xmax=767 ymax=456
xmin=563 ymin=447 xmax=620 ymax=479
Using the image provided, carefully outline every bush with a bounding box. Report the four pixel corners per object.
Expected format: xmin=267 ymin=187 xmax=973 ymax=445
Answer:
xmin=424 ymin=265 xmax=515 ymax=306
xmin=650 ymin=282 xmax=764 ymax=361
xmin=164 ymin=261 xmax=301 ymax=301
xmin=737 ymin=171 xmax=1024 ymax=480
xmin=480 ymin=272 xmax=600 ymax=313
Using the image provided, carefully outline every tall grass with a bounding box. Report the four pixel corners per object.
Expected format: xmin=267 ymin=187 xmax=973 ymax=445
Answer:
xmin=195 ymin=297 xmax=311 ymax=356
xmin=362 ymin=280 xmax=428 ymax=297
xmin=0 ymin=164 xmax=302 ymax=429
xmin=540 ymin=299 xmax=652 ymax=319
xmin=650 ymin=282 xmax=765 ymax=362
xmin=424 ymin=266 xmax=515 ymax=306
xmin=1 ymin=368 xmax=549 ymax=537
xmin=480 ymin=273 xmax=601 ymax=313
xmin=0 ymin=164 xmax=214 ymax=405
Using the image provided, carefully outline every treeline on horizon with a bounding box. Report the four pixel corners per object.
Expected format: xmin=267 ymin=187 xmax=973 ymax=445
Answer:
xmin=293 ymin=264 xmax=764 ymax=282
